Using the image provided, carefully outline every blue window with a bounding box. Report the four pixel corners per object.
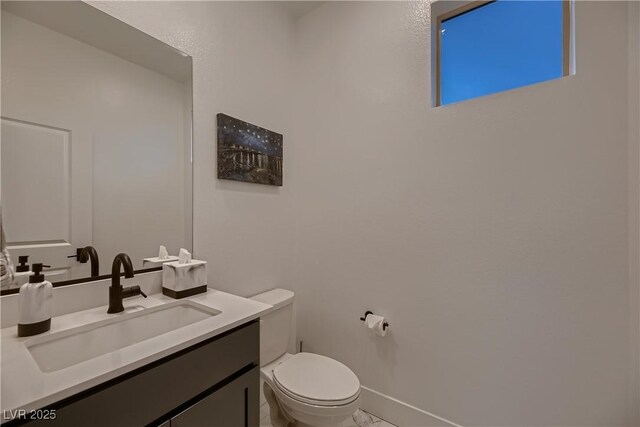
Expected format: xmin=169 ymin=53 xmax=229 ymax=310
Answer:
xmin=437 ymin=0 xmax=570 ymax=106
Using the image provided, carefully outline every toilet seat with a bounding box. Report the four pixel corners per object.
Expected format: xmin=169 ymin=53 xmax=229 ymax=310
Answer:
xmin=272 ymin=352 xmax=360 ymax=406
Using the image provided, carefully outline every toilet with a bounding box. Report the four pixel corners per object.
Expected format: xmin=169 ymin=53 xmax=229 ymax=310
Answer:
xmin=250 ymin=289 xmax=361 ymax=427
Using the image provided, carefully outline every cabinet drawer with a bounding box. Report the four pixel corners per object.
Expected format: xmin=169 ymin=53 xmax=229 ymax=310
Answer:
xmin=24 ymin=320 xmax=259 ymax=427
xmin=171 ymin=366 xmax=259 ymax=427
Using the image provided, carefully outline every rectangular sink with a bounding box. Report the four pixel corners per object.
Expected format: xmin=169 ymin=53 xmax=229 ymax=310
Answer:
xmin=26 ymin=300 xmax=221 ymax=373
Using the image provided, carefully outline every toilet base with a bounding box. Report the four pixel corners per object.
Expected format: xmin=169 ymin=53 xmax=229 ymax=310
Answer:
xmin=263 ymin=381 xmax=359 ymax=427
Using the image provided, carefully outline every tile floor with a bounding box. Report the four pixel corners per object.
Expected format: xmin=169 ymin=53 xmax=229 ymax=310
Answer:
xmin=259 ymin=402 xmax=397 ymax=427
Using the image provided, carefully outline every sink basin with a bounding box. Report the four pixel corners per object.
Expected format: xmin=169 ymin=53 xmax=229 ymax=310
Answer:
xmin=26 ymin=300 xmax=221 ymax=373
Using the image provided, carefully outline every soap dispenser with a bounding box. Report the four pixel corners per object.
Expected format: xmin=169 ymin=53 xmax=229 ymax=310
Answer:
xmin=17 ymin=263 xmax=53 ymax=337
xmin=13 ymin=255 xmax=32 ymax=287
xmin=15 ymin=256 xmax=29 ymax=273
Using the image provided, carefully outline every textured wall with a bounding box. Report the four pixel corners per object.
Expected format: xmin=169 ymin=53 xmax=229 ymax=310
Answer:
xmin=628 ymin=2 xmax=640 ymax=425
xmin=88 ymin=1 xmax=635 ymax=425
xmin=292 ymin=2 xmax=632 ymax=425
xmin=90 ymin=1 xmax=298 ymax=297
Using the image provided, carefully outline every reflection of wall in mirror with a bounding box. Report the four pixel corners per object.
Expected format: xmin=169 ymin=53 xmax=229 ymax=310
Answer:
xmin=1 ymin=11 xmax=190 ymax=280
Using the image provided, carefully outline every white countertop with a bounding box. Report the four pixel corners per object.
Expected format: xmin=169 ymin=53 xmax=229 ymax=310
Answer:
xmin=0 ymin=288 xmax=271 ymax=418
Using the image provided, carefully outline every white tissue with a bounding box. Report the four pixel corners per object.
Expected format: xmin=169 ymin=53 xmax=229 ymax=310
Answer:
xmin=178 ymin=248 xmax=192 ymax=264
xmin=158 ymin=245 xmax=169 ymax=260
xmin=365 ymin=314 xmax=387 ymax=337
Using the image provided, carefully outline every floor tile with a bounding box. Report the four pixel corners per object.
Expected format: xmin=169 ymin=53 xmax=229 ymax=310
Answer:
xmin=368 ymin=413 xmax=382 ymax=423
xmin=260 ymin=414 xmax=272 ymax=427
xmin=260 ymin=401 xmax=270 ymax=418
xmin=256 ymin=406 xmax=396 ymax=427
xmin=360 ymin=410 xmax=397 ymax=427
xmin=352 ymin=409 xmax=384 ymax=427
xmin=340 ymin=417 xmax=358 ymax=427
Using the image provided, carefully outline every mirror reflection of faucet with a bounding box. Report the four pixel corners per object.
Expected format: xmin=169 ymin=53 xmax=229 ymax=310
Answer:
xmin=68 ymin=246 xmax=100 ymax=277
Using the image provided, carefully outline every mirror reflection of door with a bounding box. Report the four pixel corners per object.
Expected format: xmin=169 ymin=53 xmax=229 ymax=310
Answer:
xmin=1 ymin=118 xmax=91 ymax=284
xmin=0 ymin=2 xmax=193 ymax=290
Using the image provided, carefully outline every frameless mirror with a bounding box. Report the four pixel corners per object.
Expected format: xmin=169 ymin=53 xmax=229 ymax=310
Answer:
xmin=0 ymin=1 xmax=193 ymax=293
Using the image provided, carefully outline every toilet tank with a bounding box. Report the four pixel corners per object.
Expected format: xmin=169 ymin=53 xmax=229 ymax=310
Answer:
xmin=250 ymin=288 xmax=295 ymax=366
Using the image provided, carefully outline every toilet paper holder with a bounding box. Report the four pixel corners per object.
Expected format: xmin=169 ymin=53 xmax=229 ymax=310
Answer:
xmin=359 ymin=310 xmax=389 ymax=331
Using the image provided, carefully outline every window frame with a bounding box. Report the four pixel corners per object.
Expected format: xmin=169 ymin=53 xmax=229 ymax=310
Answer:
xmin=434 ymin=0 xmax=573 ymax=107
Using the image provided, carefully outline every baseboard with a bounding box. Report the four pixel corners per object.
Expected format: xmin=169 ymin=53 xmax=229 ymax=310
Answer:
xmin=359 ymin=386 xmax=463 ymax=427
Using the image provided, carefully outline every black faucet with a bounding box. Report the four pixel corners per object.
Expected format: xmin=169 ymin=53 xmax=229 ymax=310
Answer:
xmin=78 ymin=246 xmax=99 ymax=277
xmin=108 ymin=253 xmax=147 ymax=314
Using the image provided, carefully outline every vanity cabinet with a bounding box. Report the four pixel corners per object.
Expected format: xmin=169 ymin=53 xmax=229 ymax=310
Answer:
xmin=16 ymin=320 xmax=260 ymax=427
xmin=171 ymin=367 xmax=258 ymax=427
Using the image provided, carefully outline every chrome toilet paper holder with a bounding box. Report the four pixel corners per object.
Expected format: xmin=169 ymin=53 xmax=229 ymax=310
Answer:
xmin=359 ymin=310 xmax=389 ymax=331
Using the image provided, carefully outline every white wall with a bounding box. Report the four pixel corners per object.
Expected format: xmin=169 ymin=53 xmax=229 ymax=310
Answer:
xmin=292 ymin=1 xmax=633 ymax=426
xmin=88 ymin=1 xmax=297 ymax=297
xmin=628 ymin=1 xmax=640 ymax=425
xmin=78 ymin=1 xmax=637 ymax=425
xmin=1 ymin=11 xmax=188 ymax=276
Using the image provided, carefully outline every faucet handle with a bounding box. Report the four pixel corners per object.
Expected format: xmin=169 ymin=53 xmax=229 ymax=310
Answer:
xmin=130 ymin=285 xmax=147 ymax=298
xmin=67 ymin=247 xmax=83 ymax=261
xmin=122 ymin=285 xmax=147 ymax=299
xmin=131 ymin=285 xmax=147 ymax=298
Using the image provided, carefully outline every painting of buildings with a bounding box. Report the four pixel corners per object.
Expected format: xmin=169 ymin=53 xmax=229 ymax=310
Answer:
xmin=217 ymin=113 xmax=283 ymax=186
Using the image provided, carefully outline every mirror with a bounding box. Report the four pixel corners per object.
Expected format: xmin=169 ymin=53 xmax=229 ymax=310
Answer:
xmin=0 ymin=1 xmax=193 ymax=293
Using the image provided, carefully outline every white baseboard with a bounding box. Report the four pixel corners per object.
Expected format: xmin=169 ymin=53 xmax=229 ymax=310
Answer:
xmin=359 ymin=386 xmax=463 ymax=427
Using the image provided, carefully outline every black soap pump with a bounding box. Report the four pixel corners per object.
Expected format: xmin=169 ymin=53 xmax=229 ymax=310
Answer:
xmin=15 ymin=256 xmax=29 ymax=272
xmin=17 ymin=263 xmax=53 ymax=337
xmin=13 ymin=255 xmax=33 ymax=287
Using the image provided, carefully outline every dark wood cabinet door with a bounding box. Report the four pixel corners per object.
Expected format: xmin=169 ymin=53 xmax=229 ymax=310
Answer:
xmin=171 ymin=367 xmax=259 ymax=427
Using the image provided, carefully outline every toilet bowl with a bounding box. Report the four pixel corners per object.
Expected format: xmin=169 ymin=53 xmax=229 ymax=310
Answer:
xmin=262 ymin=353 xmax=361 ymax=426
xmin=250 ymin=289 xmax=361 ymax=427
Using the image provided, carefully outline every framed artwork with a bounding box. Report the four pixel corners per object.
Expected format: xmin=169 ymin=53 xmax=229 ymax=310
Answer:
xmin=217 ymin=113 xmax=283 ymax=186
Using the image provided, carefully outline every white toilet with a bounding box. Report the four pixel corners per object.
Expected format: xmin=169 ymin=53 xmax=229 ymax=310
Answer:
xmin=250 ymin=289 xmax=361 ymax=427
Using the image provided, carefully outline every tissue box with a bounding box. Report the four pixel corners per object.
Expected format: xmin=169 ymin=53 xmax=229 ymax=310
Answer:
xmin=162 ymin=260 xmax=207 ymax=299
xmin=143 ymin=256 xmax=179 ymax=268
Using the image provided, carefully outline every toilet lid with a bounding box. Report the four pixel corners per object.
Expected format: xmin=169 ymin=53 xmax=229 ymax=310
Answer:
xmin=272 ymin=353 xmax=360 ymax=406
